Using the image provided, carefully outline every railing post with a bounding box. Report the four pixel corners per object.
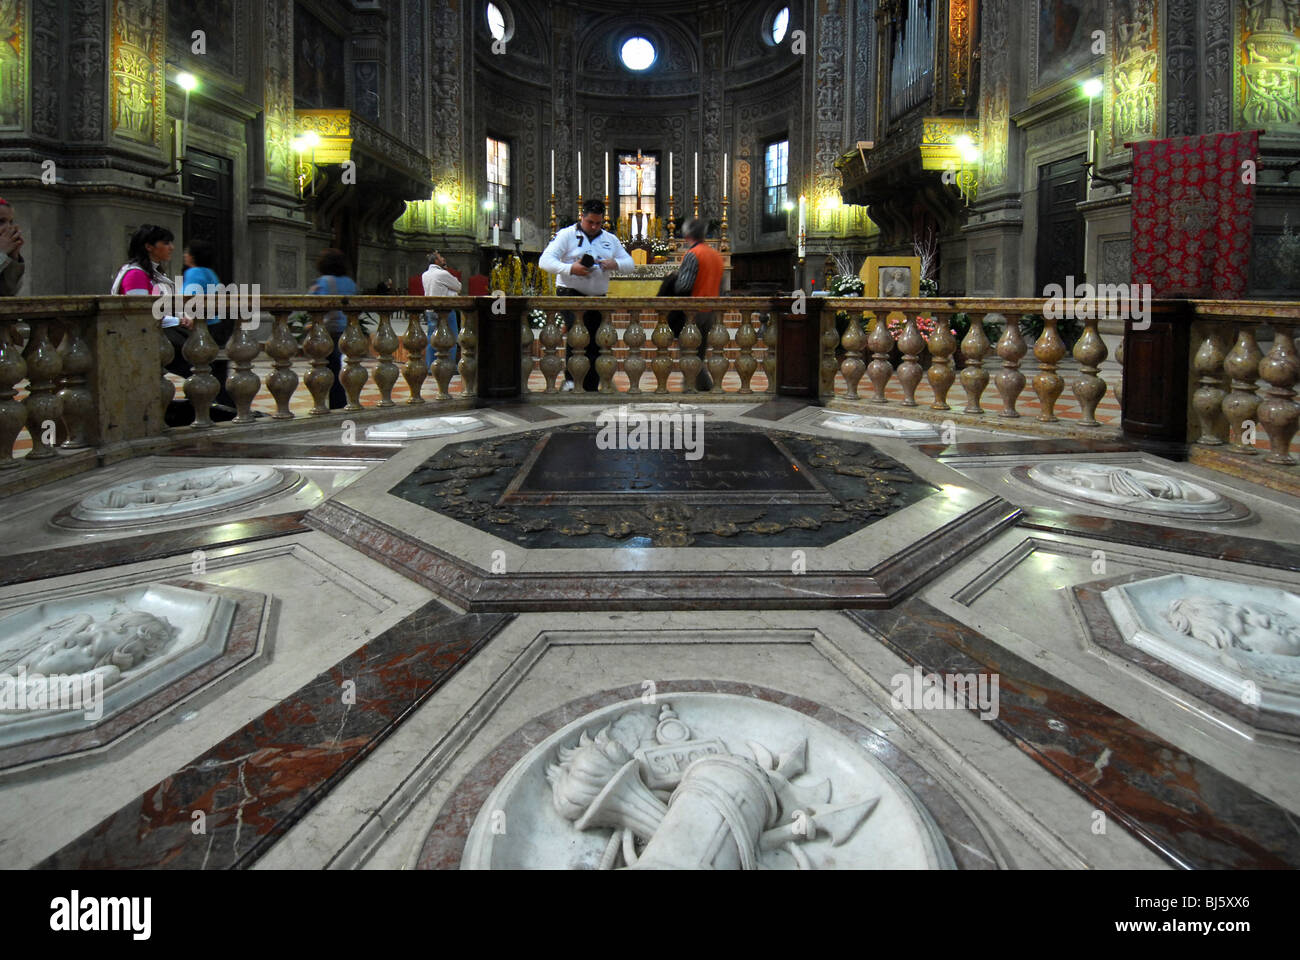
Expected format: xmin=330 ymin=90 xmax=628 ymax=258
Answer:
xmin=264 ymin=311 xmax=300 ymax=420
xmin=625 ymin=311 xmax=649 ymax=394
xmin=159 ymin=329 xmax=175 ymax=415
xmin=1192 ymin=325 xmax=1228 ymax=444
xmin=1032 ymin=315 xmax=1067 ymax=422
xmin=519 ymin=311 xmax=534 ymax=395
xmin=565 ymin=313 xmax=588 ymax=392
xmin=1258 ymin=325 xmax=1298 ymax=466
xmin=1223 ymin=325 xmax=1262 ymax=454
xmin=1072 ymin=315 xmax=1109 ymax=427
xmin=651 ymin=313 xmax=674 ymax=394
xmin=993 ymin=313 xmax=1026 ymax=418
xmin=594 ymin=310 xmax=618 ymax=393
xmin=927 ymin=317 xmax=956 ymax=411
xmin=226 ymin=319 xmax=263 ymax=422
xmin=339 ymin=313 xmax=370 ymax=411
xmin=707 ymin=309 xmax=731 ymax=393
xmin=303 ymin=313 xmax=335 ymax=415
xmin=762 ymin=311 xmax=778 ymax=394
xmin=896 ymin=316 xmax=925 ymax=407
xmin=0 ymin=322 xmax=25 ymax=466
xmin=181 ymin=321 xmax=220 ymax=429
xmin=736 ymin=311 xmax=759 ymax=394
xmin=56 ymin=321 xmax=94 ymax=449
xmin=402 ymin=312 xmax=428 ymax=404
xmin=457 ymin=306 xmax=479 ymax=398
xmin=960 ymin=314 xmax=991 ymax=414
xmin=840 ymin=312 xmax=867 ymax=400
xmin=431 ymin=311 xmax=456 ymax=399
xmin=373 ymin=310 xmax=400 ymax=406
xmin=678 ymin=314 xmax=702 ymax=394
xmin=22 ymin=321 xmax=63 ymax=459
xmin=866 ymin=314 xmax=895 ymax=403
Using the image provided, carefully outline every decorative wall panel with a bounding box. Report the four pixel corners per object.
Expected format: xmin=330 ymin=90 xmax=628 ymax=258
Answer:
xmin=110 ymin=0 xmax=163 ymax=144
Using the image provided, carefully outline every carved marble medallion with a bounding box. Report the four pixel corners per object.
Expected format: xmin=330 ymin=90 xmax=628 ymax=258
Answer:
xmin=66 ymin=465 xmax=291 ymax=524
xmin=0 ymin=584 xmax=235 ymax=746
xmin=820 ymin=413 xmax=939 ymax=440
xmin=1102 ymin=574 xmax=1300 ymax=717
xmin=462 ymin=693 xmax=954 ymax=870
xmin=1018 ymin=461 xmax=1243 ymax=518
xmin=363 ymin=415 xmax=482 ymax=441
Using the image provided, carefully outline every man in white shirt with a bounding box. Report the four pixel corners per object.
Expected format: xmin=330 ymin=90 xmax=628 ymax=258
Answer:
xmin=422 ymin=250 xmax=462 ymax=371
xmin=539 ymin=199 xmax=634 ymax=390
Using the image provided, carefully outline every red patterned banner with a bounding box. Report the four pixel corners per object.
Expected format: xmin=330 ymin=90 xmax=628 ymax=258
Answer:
xmin=1130 ymin=131 xmax=1259 ymax=299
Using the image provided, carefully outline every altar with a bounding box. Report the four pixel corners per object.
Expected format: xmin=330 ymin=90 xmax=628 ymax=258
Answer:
xmin=608 ymin=240 xmax=733 ymax=296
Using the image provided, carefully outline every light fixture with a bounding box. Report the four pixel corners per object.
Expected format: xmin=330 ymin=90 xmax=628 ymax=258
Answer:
xmin=483 ymin=199 xmax=495 ymax=211
xmin=293 ymin=131 xmax=321 ymax=198
xmin=620 ymin=36 xmax=655 ymax=71
xmin=435 ymin=190 xmax=453 ymax=206
xmin=1082 ymin=77 xmax=1104 ymax=99
xmin=176 ymin=72 xmax=197 ymax=92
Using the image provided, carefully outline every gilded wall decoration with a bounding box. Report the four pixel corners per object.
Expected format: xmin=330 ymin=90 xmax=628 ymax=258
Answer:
xmin=0 ymin=0 xmax=23 ymax=129
xmin=945 ymin=0 xmax=971 ymax=108
xmin=814 ymin=0 xmax=847 ymax=200
xmin=70 ymin=0 xmax=106 ymax=140
xmin=1108 ymin=0 xmax=1160 ymax=151
xmin=32 ymin=0 xmax=58 ymax=136
xmin=979 ymin=0 xmax=1011 ymax=189
xmin=1238 ymin=0 xmax=1300 ymax=131
xmin=431 ymin=0 xmax=466 ymax=228
xmin=405 ymin=0 xmax=426 ymax=152
xmin=111 ymin=0 xmax=163 ymax=143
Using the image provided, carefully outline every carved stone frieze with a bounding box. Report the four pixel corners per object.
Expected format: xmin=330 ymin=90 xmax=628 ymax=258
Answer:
xmin=1238 ymin=0 xmax=1300 ymax=131
xmin=110 ymin=0 xmax=163 ymax=144
xmin=1107 ymin=0 xmax=1160 ymax=153
xmin=32 ymin=0 xmax=59 ymax=136
xmin=978 ymin=0 xmax=1010 ymax=188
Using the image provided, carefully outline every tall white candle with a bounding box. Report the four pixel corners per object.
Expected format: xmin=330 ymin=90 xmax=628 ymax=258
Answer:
xmin=605 ymin=152 xmax=609 ymax=197
xmin=492 ymin=223 xmax=500 ymax=247
xmin=550 ymin=149 xmax=555 ymax=194
xmin=694 ymin=152 xmax=699 ymax=196
xmin=513 ymin=217 xmax=522 ymax=241
xmin=669 ymin=152 xmax=673 ymax=194
xmin=723 ymin=153 xmax=728 ymax=199
xmin=578 ymin=152 xmax=582 ymax=196
xmin=797 ymin=194 xmax=807 ymax=259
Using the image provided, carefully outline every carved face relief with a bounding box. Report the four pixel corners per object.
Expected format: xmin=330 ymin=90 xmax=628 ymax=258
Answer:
xmin=1166 ymin=596 xmax=1300 ymax=657
xmin=1022 ymin=461 xmax=1239 ymax=518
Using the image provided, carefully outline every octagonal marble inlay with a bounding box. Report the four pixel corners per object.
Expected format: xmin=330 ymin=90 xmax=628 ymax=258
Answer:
xmin=0 ymin=584 xmax=235 ymax=747
xmin=67 ymin=465 xmax=291 ymax=524
xmin=820 ymin=413 xmax=939 ymax=440
xmin=364 ymin=415 xmax=483 ymax=441
xmin=1102 ymin=574 xmax=1300 ymax=715
xmin=462 ymin=693 xmax=954 ymax=870
xmin=1019 ymin=461 xmax=1243 ymax=519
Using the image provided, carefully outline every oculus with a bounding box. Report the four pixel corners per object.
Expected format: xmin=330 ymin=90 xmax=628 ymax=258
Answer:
xmin=620 ymin=36 xmax=656 ymax=72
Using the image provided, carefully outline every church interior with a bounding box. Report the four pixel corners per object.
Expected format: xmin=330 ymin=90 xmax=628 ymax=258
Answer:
xmin=1 ymin=0 xmax=1299 ymax=873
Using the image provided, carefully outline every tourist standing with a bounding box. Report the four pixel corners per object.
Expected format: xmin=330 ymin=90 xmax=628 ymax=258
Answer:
xmin=540 ymin=199 xmax=634 ymax=391
xmin=0 ymin=198 xmax=25 ymax=296
xmin=422 ymin=251 xmax=461 ymax=372
xmin=309 ymin=248 xmax=357 ymax=410
xmin=670 ymin=218 xmax=724 ymax=391
xmin=112 ymin=225 xmax=189 ymax=378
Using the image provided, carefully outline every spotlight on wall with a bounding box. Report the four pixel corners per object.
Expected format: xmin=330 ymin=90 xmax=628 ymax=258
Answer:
xmin=1082 ymin=77 xmax=1104 ymax=99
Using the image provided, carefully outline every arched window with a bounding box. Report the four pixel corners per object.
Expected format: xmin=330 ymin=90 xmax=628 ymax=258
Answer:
xmin=771 ymin=7 xmax=790 ymax=44
xmin=486 ymin=3 xmax=507 ymax=41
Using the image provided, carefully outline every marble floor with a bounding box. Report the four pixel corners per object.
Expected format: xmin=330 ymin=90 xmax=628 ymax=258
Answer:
xmin=1 ymin=398 xmax=1297 ymax=870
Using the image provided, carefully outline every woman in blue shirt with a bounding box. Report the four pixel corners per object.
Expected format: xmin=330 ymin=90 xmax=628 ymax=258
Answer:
xmin=309 ymin=248 xmax=357 ymax=410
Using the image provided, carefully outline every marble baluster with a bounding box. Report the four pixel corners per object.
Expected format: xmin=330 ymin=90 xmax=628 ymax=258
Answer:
xmin=339 ymin=313 xmax=370 ymax=411
xmin=839 ymin=313 xmax=867 ymax=400
xmin=992 ymin=313 xmax=1026 ymax=418
xmin=403 ymin=312 xmax=429 ymax=404
xmin=565 ymin=314 xmax=589 ymax=392
xmin=159 ymin=329 xmax=175 ymax=414
xmin=373 ymin=311 xmax=400 ymax=407
xmin=1258 ymin=325 xmax=1298 ymax=466
xmin=225 ymin=319 xmax=262 ymax=422
xmin=1032 ymin=315 xmax=1066 ymax=422
xmin=264 ymin=312 xmax=300 ymax=420
xmin=735 ymin=312 xmax=759 ymax=394
xmin=820 ymin=316 xmax=840 ymax=396
xmin=302 ymin=314 xmax=336 ymax=415
xmin=762 ymin=313 xmax=777 ymax=394
xmin=651 ymin=313 xmax=674 ymax=394
xmin=595 ymin=311 xmax=618 ymax=393
xmin=959 ymin=315 xmax=991 ymax=415
xmin=708 ymin=311 xmax=732 ymax=393
xmin=678 ymin=315 xmax=703 ymax=394
xmin=458 ymin=309 xmax=478 ymax=398
xmin=1223 ymin=326 xmax=1263 ymax=454
xmin=866 ymin=314 xmax=895 ymax=403
xmin=1071 ymin=315 xmax=1109 ymax=427
xmin=625 ymin=311 xmax=650 ymax=394
xmin=431 ymin=311 xmax=456 ymax=399
xmin=56 ymin=321 xmax=93 ymax=449
xmin=927 ymin=317 xmax=956 ymax=411
xmin=23 ymin=322 xmax=63 ymax=458
xmin=895 ymin=317 xmax=925 ymax=407
xmin=1192 ymin=327 xmax=1229 ymax=444
xmin=182 ymin=321 xmax=220 ymax=429
xmin=1114 ymin=338 xmax=1124 ymax=407
xmin=519 ymin=313 xmax=535 ymax=395
xmin=0 ymin=322 xmax=26 ymax=467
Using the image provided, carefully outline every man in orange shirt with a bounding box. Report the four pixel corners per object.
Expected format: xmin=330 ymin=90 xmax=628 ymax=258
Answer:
xmin=671 ymin=217 xmax=724 ymax=390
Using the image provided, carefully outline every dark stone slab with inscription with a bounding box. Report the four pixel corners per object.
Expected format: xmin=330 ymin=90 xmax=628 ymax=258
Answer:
xmin=388 ymin=423 xmax=935 ymax=548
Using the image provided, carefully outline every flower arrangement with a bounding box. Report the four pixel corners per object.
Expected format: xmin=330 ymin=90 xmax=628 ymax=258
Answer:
xmin=489 ymin=257 xmax=556 ymax=328
xmin=649 ymin=238 xmax=673 ymax=258
xmin=882 ymin=315 xmax=957 ymax=340
xmin=828 ymin=273 xmax=865 ymax=296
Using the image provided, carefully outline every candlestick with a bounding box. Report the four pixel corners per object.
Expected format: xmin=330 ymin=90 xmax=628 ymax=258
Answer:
xmin=549 ymin=193 xmax=557 ymax=239
xmin=693 ymin=194 xmax=699 ymax=220
xmin=513 ymin=217 xmax=522 ymax=242
xmin=604 ymin=194 xmax=610 ymax=231
xmin=723 ymin=152 xmax=728 ymax=199
xmin=577 ymin=194 xmax=583 ymax=220
xmin=720 ymin=196 xmax=729 ymax=252
xmin=551 ymin=149 xmax=555 ymax=194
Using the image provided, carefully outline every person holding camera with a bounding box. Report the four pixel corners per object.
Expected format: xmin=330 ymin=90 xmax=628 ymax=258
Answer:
xmin=539 ymin=199 xmax=634 ymax=391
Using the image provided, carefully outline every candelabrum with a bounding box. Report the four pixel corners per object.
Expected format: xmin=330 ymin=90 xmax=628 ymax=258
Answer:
xmin=720 ymin=197 xmax=730 ymax=252
xmin=668 ymin=195 xmax=677 ymax=239
xmin=549 ymin=194 xmax=557 ymax=239
xmin=577 ymin=194 xmax=583 ymax=222
xmin=693 ymin=194 xmax=699 ymax=220
xmin=604 ymin=194 xmax=611 ymax=231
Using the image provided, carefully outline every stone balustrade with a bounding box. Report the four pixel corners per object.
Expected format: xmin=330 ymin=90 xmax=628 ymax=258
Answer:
xmin=0 ymin=295 xmax=1295 ymax=482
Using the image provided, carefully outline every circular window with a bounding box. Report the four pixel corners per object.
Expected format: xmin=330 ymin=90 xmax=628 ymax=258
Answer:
xmin=771 ymin=6 xmax=790 ymax=44
xmin=485 ymin=2 xmax=514 ymax=43
xmin=620 ymin=36 xmax=656 ymax=72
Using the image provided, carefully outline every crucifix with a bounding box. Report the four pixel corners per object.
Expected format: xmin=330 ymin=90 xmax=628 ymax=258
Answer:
xmin=619 ymin=149 xmax=654 ymax=240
